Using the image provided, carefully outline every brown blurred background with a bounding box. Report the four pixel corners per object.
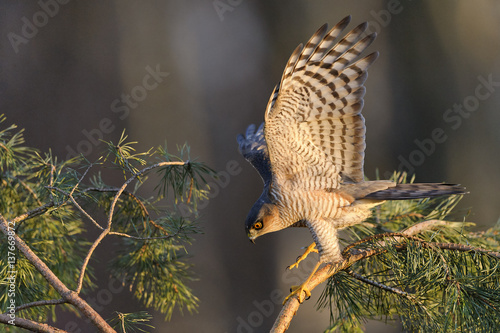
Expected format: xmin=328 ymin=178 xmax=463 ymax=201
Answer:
xmin=1 ymin=1 xmax=500 ymax=332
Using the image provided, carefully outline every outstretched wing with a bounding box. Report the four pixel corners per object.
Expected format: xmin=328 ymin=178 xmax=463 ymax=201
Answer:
xmin=264 ymin=16 xmax=378 ymax=190
xmin=237 ymin=123 xmax=272 ymax=185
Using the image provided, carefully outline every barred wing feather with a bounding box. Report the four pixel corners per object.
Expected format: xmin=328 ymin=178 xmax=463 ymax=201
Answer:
xmin=264 ymin=16 xmax=378 ymax=189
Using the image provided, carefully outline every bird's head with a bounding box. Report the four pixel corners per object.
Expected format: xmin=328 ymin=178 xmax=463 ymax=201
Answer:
xmin=245 ymin=194 xmax=281 ymax=243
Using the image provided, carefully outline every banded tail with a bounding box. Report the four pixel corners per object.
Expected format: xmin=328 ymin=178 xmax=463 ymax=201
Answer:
xmin=363 ymin=183 xmax=467 ymax=200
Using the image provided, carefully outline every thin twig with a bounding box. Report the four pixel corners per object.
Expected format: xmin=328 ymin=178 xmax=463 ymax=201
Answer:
xmin=84 ymin=187 xmax=169 ymax=236
xmin=68 ymin=162 xmax=94 ymax=198
xmin=106 ymin=161 xmax=186 ymax=227
xmin=342 ymin=232 xmax=424 ymax=256
xmin=108 ymin=231 xmax=174 ymax=240
xmin=341 ymin=220 xmax=453 ymax=255
xmin=346 ymin=269 xmax=413 ymax=299
xmin=75 ymin=161 xmax=186 ymax=294
xmin=402 ymin=219 xmax=451 ymax=235
xmin=75 ymin=229 xmax=108 ymax=294
xmin=0 ymin=313 xmax=68 ymax=332
xmin=45 ymin=162 xmax=94 ymax=209
xmin=16 ymin=298 xmax=66 ymax=312
xmin=10 ymin=202 xmax=55 ymax=225
xmin=47 ymin=186 xmax=104 ymax=230
xmin=424 ymin=242 xmax=500 ymax=259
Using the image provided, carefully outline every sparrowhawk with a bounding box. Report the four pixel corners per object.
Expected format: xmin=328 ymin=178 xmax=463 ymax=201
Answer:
xmin=237 ymin=16 xmax=466 ymax=303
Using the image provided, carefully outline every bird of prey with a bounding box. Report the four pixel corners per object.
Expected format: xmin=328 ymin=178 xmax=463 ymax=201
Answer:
xmin=237 ymin=16 xmax=465 ymax=303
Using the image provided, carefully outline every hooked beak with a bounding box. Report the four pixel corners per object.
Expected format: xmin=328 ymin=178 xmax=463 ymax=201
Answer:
xmin=247 ymin=232 xmax=256 ymax=244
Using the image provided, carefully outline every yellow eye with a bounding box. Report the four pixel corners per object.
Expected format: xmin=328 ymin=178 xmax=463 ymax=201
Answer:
xmin=254 ymin=221 xmax=263 ymax=230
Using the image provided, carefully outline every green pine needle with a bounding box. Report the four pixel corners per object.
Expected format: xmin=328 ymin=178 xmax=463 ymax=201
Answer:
xmin=319 ymin=173 xmax=500 ymax=332
xmin=0 ymin=119 xmax=212 ymax=330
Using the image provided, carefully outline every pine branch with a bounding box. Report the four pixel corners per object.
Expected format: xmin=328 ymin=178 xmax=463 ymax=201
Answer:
xmin=16 ymin=298 xmax=66 ymax=312
xmin=108 ymin=231 xmax=175 ymax=240
xmin=75 ymin=161 xmax=186 ymax=294
xmin=346 ymin=269 xmax=413 ymax=299
xmin=45 ymin=162 xmax=105 ymax=229
xmin=429 ymin=242 xmax=500 ymax=259
xmin=106 ymin=161 xmax=186 ymax=226
xmin=0 ymin=214 xmax=115 ymax=332
xmin=341 ymin=232 xmax=425 ymax=256
xmin=68 ymin=162 xmax=94 ymax=197
xmin=47 ymin=186 xmax=105 ymax=230
xmin=1 ymin=120 xmax=207 ymax=331
xmin=0 ymin=313 xmax=68 ymax=333
xmin=10 ymin=201 xmax=55 ymax=225
xmin=84 ymin=187 xmax=170 ymax=236
xmin=271 ymin=219 xmax=498 ymax=333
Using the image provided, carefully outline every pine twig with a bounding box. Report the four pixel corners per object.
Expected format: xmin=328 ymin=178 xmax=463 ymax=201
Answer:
xmin=0 ymin=313 xmax=68 ymax=333
xmin=346 ymin=270 xmax=413 ymax=299
xmin=75 ymin=161 xmax=186 ymax=294
xmin=47 ymin=186 xmax=104 ymax=230
xmin=84 ymin=187 xmax=170 ymax=236
xmin=342 ymin=232 xmax=424 ymax=256
xmin=108 ymin=231 xmax=174 ymax=240
xmin=420 ymin=242 xmax=500 ymax=259
xmin=9 ymin=202 xmax=55 ymax=225
xmin=16 ymin=298 xmax=66 ymax=312
xmin=106 ymin=161 xmax=186 ymax=227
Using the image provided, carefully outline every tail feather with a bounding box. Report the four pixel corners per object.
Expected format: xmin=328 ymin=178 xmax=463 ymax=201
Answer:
xmin=363 ymin=183 xmax=467 ymax=200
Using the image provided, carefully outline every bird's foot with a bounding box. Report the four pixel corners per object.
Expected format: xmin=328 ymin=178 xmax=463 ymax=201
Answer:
xmin=282 ymin=261 xmax=321 ymax=305
xmin=287 ymin=243 xmax=318 ymax=270
xmin=283 ymin=283 xmax=312 ymax=304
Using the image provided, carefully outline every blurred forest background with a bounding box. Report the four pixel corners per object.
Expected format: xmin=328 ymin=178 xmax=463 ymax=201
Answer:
xmin=1 ymin=1 xmax=500 ymax=332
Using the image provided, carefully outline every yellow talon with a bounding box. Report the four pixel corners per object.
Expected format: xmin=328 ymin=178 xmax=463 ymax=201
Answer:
xmin=287 ymin=243 xmax=318 ymax=270
xmin=283 ymin=284 xmax=312 ymax=304
xmin=283 ymin=261 xmax=321 ymax=305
